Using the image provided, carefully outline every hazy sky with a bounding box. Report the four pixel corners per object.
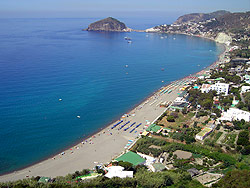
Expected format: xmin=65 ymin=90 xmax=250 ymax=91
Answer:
xmin=0 ymin=0 xmax=249 ymax=18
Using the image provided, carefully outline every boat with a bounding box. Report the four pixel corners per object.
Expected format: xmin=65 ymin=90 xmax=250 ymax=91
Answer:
xmin=77 ymin=116 xmax=81 ymax=118
xmin=124 ymin=37 xmax=131 ymax=40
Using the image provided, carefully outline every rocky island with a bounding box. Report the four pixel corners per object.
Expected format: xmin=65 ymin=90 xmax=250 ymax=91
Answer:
xmin=84 ymin=17 xmax=131 ymax=32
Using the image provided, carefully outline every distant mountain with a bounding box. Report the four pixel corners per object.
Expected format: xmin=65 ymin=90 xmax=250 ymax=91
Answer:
xmin=174 ymin=10 xmax=230 ymax=24
xmin=84 ymin=17 xmax=129 ymax=32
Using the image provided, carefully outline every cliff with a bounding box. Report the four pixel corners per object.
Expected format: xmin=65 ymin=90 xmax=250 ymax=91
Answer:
xmin=84 ymin=17 xmax=130 ymax=32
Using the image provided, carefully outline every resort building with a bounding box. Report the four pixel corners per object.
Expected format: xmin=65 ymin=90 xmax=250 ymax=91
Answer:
xmin=201 ymin=83 xmax=229 ymax=95
xmin=219 ymin=108 xmax=250 ymax=122
xmin=195 ymin=127 xmax=213 ymax=140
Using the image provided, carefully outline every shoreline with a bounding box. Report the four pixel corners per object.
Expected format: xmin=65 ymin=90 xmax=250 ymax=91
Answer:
xmin=0 ymin=33 xmax=228 ymax=182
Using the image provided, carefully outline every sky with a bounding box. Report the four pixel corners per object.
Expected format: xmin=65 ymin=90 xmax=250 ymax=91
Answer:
xmin=0 ymin=0 xmax=249 ymax=18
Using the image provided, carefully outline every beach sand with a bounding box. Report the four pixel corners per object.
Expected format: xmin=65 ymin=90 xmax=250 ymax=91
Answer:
xmin=0 ymin=48 xmax=228 ymax=182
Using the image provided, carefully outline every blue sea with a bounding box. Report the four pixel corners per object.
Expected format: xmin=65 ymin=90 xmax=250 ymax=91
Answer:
xmin=0 ymin=18 xmax=223 ymax=175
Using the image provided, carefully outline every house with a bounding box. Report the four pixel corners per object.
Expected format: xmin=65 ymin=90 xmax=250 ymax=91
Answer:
xmin=244 ymin=75 xmax=250 ymax=84
xmin=201 ymin=83 xmax=229 ymax=95
xmin=105 ymin=166 xmax=133 ymax=179
xmin=241 ymin=86 xmax=250 ymax=93
xmin=196 ymin=127 xmax=213 ymax=140
xmin=220 ymin=108 xmax=250 ymax=122
xmin=115 ymin=151 xmax=146 ymax=166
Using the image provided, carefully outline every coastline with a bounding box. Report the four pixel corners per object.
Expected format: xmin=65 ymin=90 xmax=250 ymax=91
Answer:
xmin=0 ymin=33 xmax=228 ymax=182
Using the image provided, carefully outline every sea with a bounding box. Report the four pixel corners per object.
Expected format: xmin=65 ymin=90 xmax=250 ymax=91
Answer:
xmin=0 ymin=17 xmax=224 ymax=175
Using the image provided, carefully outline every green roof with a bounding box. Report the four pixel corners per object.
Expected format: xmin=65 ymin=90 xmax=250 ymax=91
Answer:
xmin=217 ymin=105 xmax=224 ymax=111
xmin=146 ymin=124 xmax=162 ymax=133
xmin=152 ymin=163 xmax=166 ymax=172
xmin=215 ymin=77 xmax=224 ymax=81
xmin=170 ymin=106 xmax=184 ymax=110
xmin=115 ymin=151 xmax=146 ymax=166
xmin=38 ymin=177 xmax=50 ymax=183
xmin=197 ymin=127 xmax=212 ymax=137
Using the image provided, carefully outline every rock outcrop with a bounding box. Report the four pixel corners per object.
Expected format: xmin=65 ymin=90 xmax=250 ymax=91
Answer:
xmin=84 ymin=17 xmax=130 ymax=32
xmin=215 ymin=32 xmax=232 ymax=44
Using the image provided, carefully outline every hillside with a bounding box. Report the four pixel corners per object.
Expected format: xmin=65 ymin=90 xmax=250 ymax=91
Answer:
xmin=204 ymin=12 xmax=250 ymax=34
xmin=174 ymin=10 xmax=230 ymax=24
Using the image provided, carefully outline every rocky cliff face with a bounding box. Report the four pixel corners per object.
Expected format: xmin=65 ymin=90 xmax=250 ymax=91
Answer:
xmin=85 ymin=17 xmax=129 ymax=32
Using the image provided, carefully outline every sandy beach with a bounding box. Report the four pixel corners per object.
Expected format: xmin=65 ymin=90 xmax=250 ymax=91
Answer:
xmin=0 ymin=43 xmax=228 ymax=182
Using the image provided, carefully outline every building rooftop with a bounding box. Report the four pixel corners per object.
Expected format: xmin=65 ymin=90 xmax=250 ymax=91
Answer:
xmin=146 ymin=124 xmax=162 ymax=133
xmin=173 ymin=150 xmax=192 ymax=159
xmin=115 ymin=151 xmax=146 ymax=166
xmin=197 ymin=127 xmax=212 ymax=137
xmin=152 ymin=163 xmax=166 ymax=172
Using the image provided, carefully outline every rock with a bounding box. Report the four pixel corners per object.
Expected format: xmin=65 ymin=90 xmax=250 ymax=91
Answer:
xmin=84 ymin=17 xmax=131 ymax=32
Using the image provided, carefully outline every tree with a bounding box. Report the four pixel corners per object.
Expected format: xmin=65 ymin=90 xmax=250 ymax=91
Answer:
xmin=237 ymin=130 xmax=250 ymax=146
xmin=167 ymin=115 xmax=175 ymax=122
xmin=212 ymin=169 xmax=250 ymax=188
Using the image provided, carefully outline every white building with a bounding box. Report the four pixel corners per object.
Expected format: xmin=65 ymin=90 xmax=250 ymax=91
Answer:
xmin=241 ymin=86 xmax=250 ymax=93
xmin=220 ymin=108 xmax=250 ymax=122
xmin=201 ymin=83 xmax=229 ymax=95
xmin=105 ymin=166 xmax=133 ymax=179
xmin=145 ymin=27 xmax=160 ymax=32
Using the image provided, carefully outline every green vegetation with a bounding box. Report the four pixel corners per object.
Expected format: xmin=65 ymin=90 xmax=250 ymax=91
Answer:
xmin=237 ymin=92 xmax=250 ymax=111
xmin=158 ymin=111 xmax=194 ymax=129
xmin=222 ymin=133 xmax=237 ymax=148
xmin=237 ymin=130 xmax=250 ymax=155
xmin=167 ymin=115 xmax=175 ymax=122
xmin=212 ymin=169 xmax=250 ymax=188
xmin=188 ymin=89 xmax=216 ymax=110
xmin=214 ymin=132 xmax=223 ymax=142
xmin=230 ymin=49 xmax=250 ymax=58
xmin=0 ymin=167 xmax=204 ymax=188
